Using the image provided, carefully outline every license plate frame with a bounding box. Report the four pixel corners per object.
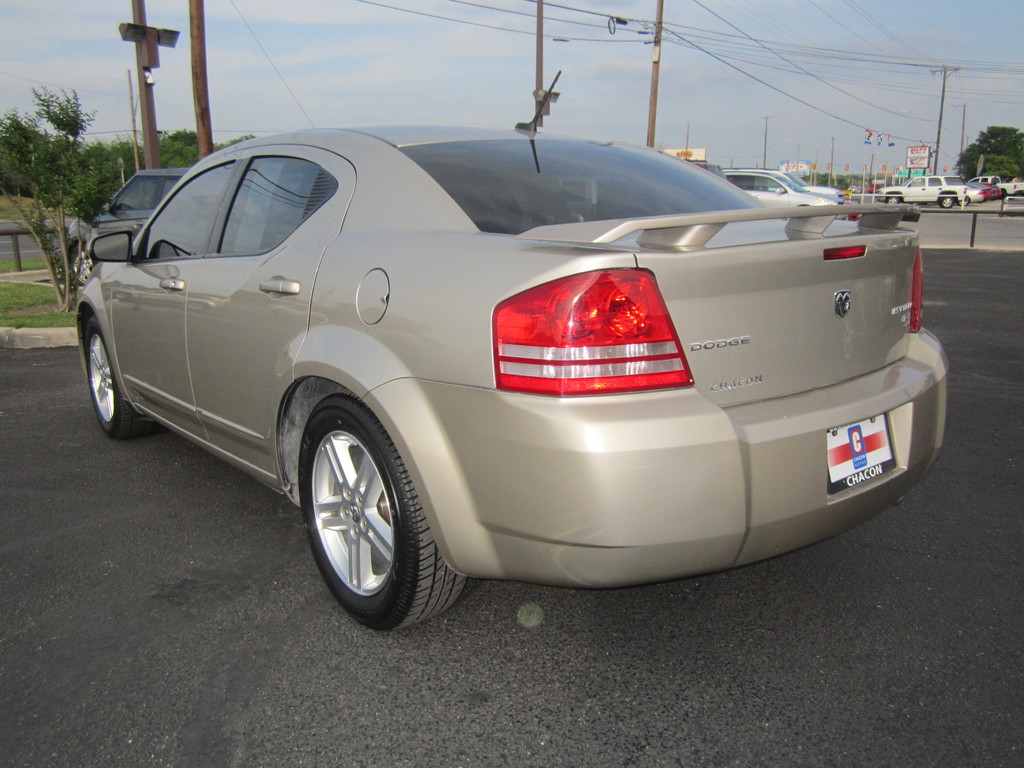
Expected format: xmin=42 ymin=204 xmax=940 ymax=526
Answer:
xmin=826 ymin=415 xmax=896 ymax=494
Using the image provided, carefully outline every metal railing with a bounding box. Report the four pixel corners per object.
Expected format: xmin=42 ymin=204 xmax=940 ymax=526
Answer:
xmin=0 ymin=227 xmax=33 ymax=271
xmin=846 ymin=194 xmax=1024 ymax=248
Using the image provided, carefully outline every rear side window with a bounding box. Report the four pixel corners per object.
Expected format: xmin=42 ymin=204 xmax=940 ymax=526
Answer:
xmin=220 ymin=156 xmax=337 ymax=255
xmin=401 ymin=139 xmax=757 ymax=235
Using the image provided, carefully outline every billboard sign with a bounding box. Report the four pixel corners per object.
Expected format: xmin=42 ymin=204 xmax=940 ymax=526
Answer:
xmin=666 ymin=148 xmax=707 ymax=161
xmin=907 ymin=146 xmax=930 ymax=169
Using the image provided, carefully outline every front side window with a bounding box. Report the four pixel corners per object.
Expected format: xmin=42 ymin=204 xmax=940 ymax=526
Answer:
xmin=754 ymin=176 xmax=783 ymax=193
xmin=219 ymin=156 xmax=337 ymax=255
xmin=142 ymin=163 xmax=235 ymax=260
xmin=402 ymin=139 xmax=758 ymax=235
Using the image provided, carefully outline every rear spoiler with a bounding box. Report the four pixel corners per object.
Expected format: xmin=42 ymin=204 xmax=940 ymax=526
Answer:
xmin=516 ymin=204 xmax=920 ymax=250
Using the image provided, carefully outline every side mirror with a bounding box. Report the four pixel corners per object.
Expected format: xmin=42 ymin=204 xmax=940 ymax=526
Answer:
xmin=90 ymin=230 xmax=133 ymax=263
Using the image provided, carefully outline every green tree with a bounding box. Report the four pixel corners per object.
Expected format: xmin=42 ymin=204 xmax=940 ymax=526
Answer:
xmin=958 ymin=126 xmax=1024 ymax=179
xmin=0 ymin=89 xmax=117 ymax=311
xmin=157 ymin=129 xmax=200 ymax=168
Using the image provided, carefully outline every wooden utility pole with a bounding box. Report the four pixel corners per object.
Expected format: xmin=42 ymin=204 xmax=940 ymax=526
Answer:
xmin=190 ymin=0 xmax=214 ymax=158
xmin=127 ymin=69 xmax=141 ymax=171
xmin=646 ymin=0 xmax=664 ymax=148
xmin=534 ymin=0 xmax=544 ymax=127
xmin=931 ymin=66 xmax=959 ymax=174
xmin=131 ymin=0 xmax=161 ymax=169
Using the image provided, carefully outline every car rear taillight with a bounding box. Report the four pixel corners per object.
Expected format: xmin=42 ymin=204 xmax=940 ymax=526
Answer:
xmin=493 ymin=269 xmax=693 ymax=396
xmin=909 ymin=248 xmax=923 ymax=333
xmin=824 ymin=245 xmax=866 ymax=260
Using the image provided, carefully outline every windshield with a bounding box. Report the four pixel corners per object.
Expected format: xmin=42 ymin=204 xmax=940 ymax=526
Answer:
xmin=782 ymin=173 xmax=813 ymax=193
xmin=400 ymin=139 xmax=758 ymax=235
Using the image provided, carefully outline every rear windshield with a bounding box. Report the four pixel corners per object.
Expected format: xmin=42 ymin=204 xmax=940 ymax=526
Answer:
xmin=400 ymin=139 xmax=758 ymax=235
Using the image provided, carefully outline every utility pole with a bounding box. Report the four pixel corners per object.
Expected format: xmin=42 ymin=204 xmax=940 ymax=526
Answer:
xmin=126 ymin=70 xmax=141 ymax=172
xmin=829 ymin=136 xmax=835 ymax=187
xmin=762 ymin=115 xmax=771 ymax=168
xmin=956 ymin=103 xmax=967 ymax=158
xmin=120 ymin=0 xmax=178 ymax=169
xmin=190 ymin=0 xmax=214 ymax=158
xmin=534 ymin=0 xmax=544 ymax=127
xmin=931 ymin=66 xmax=959 ymax=174
xmin=646 ymin=0 xmax=664 ymax=148
xmin=131 ymin=0 xmax=160 ymax=169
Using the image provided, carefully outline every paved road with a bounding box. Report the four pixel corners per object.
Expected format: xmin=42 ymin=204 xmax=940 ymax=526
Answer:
xmin=1 ymin=250 xmax=1022 ymax=767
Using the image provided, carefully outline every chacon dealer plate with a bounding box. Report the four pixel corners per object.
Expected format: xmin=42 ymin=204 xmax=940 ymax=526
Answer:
xmin=826 ymin=415 xmax=896 ymax=494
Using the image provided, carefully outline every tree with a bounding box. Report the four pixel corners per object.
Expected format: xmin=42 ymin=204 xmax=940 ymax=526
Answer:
xmin=958 ymin=126 xmax=1024 ymax=180
xmin=0 ymin=89 xmax=118 ymax=311
xmin=148 ymin=131 xmax=256 ymax=170
xmin=158 ymin=129 xmax=200 ymax=168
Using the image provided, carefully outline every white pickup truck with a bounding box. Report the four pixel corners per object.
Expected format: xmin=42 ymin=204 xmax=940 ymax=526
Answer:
xmin=877 ymin=175 xmax=972 ymax=208
xmin=968 ymin=175 xmax=1024 ymax=197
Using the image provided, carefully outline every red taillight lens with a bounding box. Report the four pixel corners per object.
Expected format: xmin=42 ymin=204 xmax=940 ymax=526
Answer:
xmin=824 ymin=245 xmax=866 ymax=260
xmin=493 ymin=270 xmax=693 ymax=396
xmin=909 ymin=249 xmax=923 ymax=333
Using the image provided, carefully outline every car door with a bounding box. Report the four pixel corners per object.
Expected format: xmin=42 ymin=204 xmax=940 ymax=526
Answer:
xmin=108 ymin=162 xmax=237 ymax=435
xmin=185 ymin=148 xmax=356 ymax=478
xmin=903 ymin=177 xmax=927 ymax=202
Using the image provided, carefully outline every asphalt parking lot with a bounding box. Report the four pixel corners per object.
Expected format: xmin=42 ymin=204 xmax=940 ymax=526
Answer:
xmin=1 ymin=248 xmax=1022 ymax=767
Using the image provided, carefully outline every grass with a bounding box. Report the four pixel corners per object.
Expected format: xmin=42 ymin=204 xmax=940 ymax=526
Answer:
xmin=0 ymin=197 xmax=78 ymax=328
xmin=0 ymin=274 xmax=77 ymax=329
xmin=0 ymin=195 xmax=31 ymax=222
xmin=0 ymin=257 xmax=47 ymax=274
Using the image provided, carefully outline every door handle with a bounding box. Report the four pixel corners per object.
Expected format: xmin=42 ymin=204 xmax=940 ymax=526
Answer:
xmin=159 ymin=278 xmax=186 ymax=291
xmin=259 ymin=279 xmax=301 ymax=295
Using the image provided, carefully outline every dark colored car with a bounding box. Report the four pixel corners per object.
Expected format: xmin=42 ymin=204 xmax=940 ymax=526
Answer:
xmin=91 ymin=168 xmax=189 ymax=237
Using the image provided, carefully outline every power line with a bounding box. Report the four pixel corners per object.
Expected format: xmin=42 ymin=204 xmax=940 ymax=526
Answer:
xmin=356 ymin=0 xmax=645 ymax=42
xmin=228 ymin=0 xmax=314 ymax=127
xmin=685 ymin=0 xmax=930 ymax=122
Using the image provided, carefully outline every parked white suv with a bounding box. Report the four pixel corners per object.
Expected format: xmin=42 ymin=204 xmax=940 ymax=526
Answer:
xmin=878 ymin=176 xmax=971 ymax=208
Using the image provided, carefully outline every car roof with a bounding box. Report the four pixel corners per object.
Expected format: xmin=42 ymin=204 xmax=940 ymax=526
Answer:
xmin=230 ymin=126 xmax=609 ymax=153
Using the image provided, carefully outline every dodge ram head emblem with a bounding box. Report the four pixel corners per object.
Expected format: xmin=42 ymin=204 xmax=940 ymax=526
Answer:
xmin=834 ymin=290 xmax=852 ymax=318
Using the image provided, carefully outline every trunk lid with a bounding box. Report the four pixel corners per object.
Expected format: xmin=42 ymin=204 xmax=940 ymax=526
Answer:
xmin=518 ymin=205 xmax=920 ymax=406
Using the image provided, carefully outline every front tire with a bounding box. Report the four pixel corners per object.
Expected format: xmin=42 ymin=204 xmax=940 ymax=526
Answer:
xmin=84 ymin=317 xmax=159 ymax=439
xmin=299 ymin=396 xmax=465 ymax=630
xmin=884 ymin=195 xmax=902 ymax=204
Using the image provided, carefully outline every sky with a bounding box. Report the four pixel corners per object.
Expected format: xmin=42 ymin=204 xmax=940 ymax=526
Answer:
xmin=2 ymin=0 xmax=1023 ymax=176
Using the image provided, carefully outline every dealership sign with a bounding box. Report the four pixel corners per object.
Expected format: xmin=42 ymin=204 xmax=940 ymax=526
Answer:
xmin=907 ymin=146 xmax=930 ymax=169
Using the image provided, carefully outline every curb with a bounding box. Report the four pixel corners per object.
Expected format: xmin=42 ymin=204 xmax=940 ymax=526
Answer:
xmin=0 ymin=326 xmax=77 ymax=349
xmin=0 ymin=270 xmax=76 ymax=348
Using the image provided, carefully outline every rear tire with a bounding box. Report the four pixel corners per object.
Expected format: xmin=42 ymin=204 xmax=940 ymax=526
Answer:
xmin=938 ymin=196 xmax=955 ymax=208
xmin=299 ymin=395 xmax=465 ymax=630
xmin=84 ymin=317 xmax=160 ymax=439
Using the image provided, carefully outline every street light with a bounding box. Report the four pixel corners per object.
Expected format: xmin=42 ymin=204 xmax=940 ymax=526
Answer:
xmin=119 ymin=13 xmax=178 ymax=169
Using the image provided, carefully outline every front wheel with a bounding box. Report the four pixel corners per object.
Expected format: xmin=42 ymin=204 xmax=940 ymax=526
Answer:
xmin=299 ymin=396 xmax=465 ymax=630
xmin=84 ymin=317 xmax=160 ymax=439
xmin=938 ymin=196 xmax=955 ymax=208
xmin=884 ymin=195 xmax=903 ymax=204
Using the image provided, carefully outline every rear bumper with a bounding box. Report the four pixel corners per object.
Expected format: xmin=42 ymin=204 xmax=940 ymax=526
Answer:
xmin=368 ymin=330 xmax=947 ymax=587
